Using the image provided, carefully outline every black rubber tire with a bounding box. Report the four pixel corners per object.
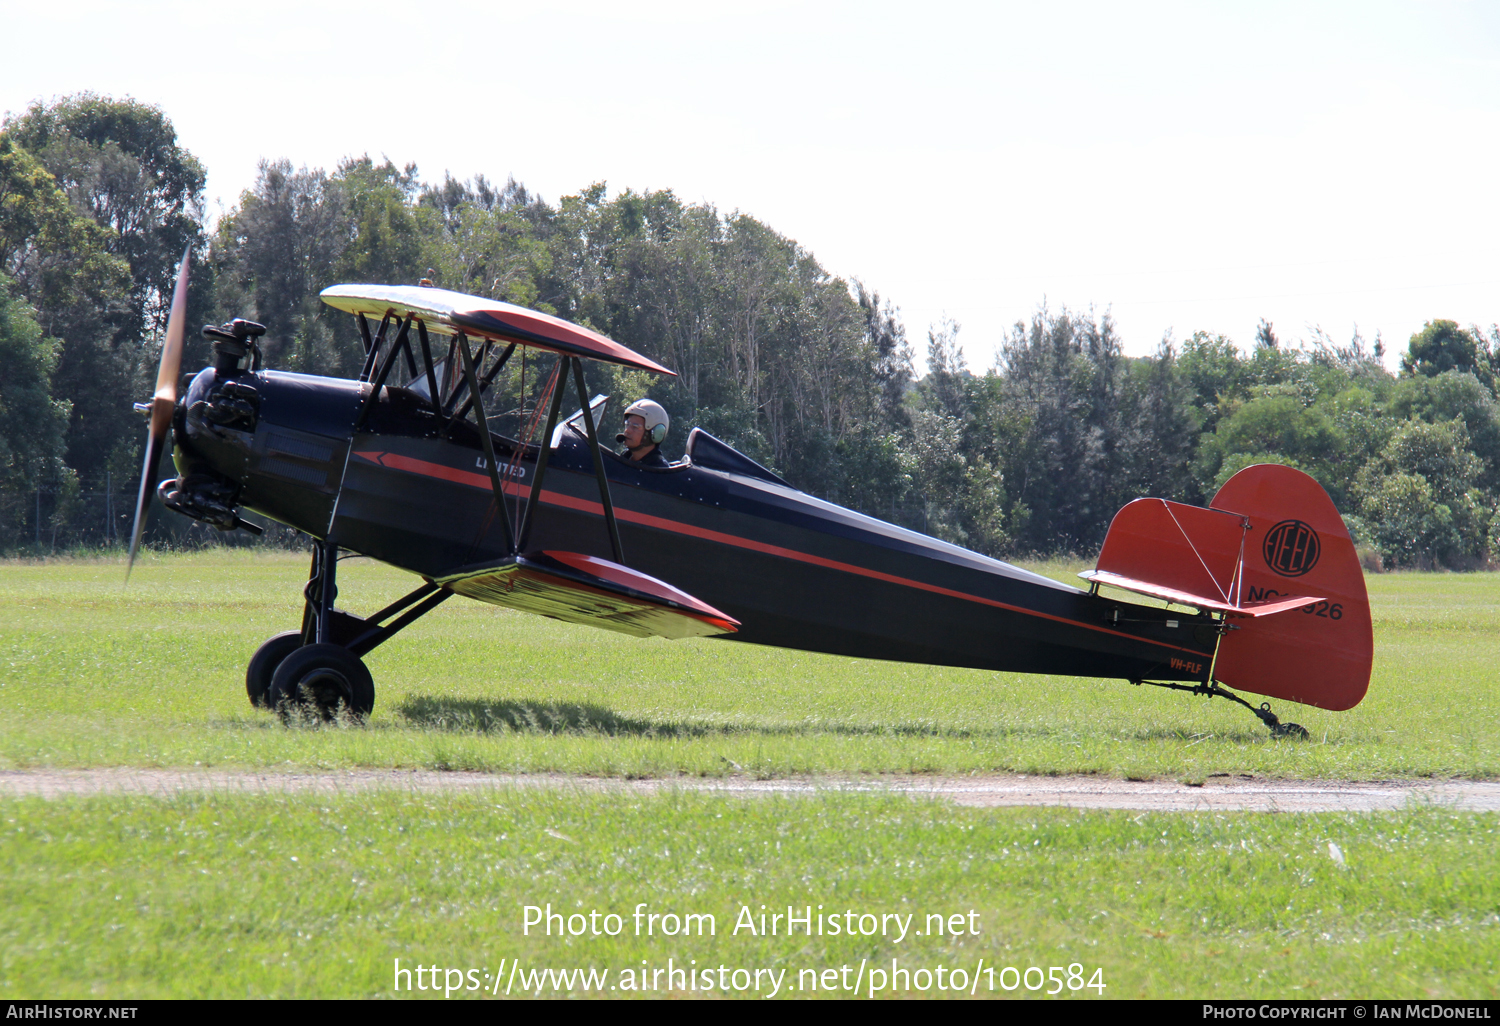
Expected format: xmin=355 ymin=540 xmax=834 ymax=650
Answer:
xmin=246 ymin=631 xmax=305 ymax=709
xmin=268 ymin=643 xmax=374 ymax=724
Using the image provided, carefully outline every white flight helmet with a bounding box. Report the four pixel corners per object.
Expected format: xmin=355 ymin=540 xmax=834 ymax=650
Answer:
xmin=622 ymin=398 xmax=669 ymax=445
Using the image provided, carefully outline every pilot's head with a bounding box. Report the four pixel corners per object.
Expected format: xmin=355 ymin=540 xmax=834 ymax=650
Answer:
xmin=618 ymin=399 xmax=669 ymax=452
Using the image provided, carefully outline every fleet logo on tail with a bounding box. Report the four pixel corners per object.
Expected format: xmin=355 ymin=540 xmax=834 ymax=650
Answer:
xmin=1263 ymin=519 xmax=1321 ymax=577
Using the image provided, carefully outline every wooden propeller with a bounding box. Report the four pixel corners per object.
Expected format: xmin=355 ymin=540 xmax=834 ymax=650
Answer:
xmin=127 ymin=245 xmax=191 ymax=576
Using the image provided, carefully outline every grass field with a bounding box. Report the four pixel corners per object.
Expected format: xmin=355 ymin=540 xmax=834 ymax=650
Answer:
xmin=2 ymin=791 xmax=1495 ymax=999
xmin=1 ymin=552 xmax=1496 ymax=1000
xmin=0 ymin=552 xmax=1495 ymax=780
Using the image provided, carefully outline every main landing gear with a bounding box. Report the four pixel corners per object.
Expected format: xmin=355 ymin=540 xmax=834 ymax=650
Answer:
xmin=246 ymin=537 xmax=450 ymax=723
xmin=1131 ymin=678 xmax=1310 ymax=739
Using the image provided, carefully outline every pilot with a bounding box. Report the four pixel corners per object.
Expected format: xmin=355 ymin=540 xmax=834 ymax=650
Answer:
xmin=617 ymin=399 xmax=671 ymax=467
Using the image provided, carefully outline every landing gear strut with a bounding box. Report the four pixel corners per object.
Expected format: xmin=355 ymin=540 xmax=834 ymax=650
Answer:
xmin=245 ymin=536 xmax=451 ymax=723
xmin=1132 ymin=678 xmax=1310 ymax=739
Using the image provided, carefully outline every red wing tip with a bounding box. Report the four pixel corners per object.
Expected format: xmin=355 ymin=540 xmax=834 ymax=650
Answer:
xmin=1225 ymin=595 xmax=1324 ymax=618
xmin=540 ymin=550 xmax=735 ymax=623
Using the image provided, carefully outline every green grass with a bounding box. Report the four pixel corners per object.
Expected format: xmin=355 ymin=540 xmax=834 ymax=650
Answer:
xmin=0 ymin=551 xmax=1495 ymax=780
xmin=1 ymin=790 xmax=1494 ymax=999
xmin=2 ymin=553 xmax=1497 ymax=1001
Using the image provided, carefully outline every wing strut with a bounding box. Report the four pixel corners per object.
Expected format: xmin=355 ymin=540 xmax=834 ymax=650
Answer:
xmin=571 ymin=356 xmax=626 ymax=564
xmin=354 ymin=315 xmax=413 ymax=430
xmin=445 ymin=342 xmax=515 ymax=431
xmin=359 ymin=315 xmax=629 ymax=565
xmin=416 ymin=320 xmax=442 ymax=414
xmin=455 ymin=330 xmax=516 ymax=555
xmin=358 ymin=313 xmax=393 ymax=383
xmin=356 ymin=312 xmax=374 ymax=356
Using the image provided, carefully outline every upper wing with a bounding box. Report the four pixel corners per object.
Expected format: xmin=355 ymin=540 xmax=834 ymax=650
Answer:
xmin=320 ymin=284 xmax=676 ymax=375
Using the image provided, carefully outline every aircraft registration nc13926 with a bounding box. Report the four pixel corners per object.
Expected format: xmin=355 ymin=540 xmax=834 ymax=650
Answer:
xmin=130 ymin=250 xmax=1372 ymax=735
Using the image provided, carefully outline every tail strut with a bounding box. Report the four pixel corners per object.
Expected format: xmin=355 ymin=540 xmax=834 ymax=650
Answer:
xmin=1131 ymin=675 xmax=1311 ymax=738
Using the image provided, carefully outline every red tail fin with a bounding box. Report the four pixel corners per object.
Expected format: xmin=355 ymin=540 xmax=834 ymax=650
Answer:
xmin=1209 ymin=465 xmax=1372 ymax=711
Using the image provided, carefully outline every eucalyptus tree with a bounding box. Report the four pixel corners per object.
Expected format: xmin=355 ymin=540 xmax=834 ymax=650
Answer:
xmin=0 ymin=95 xmax=200 ymax=492
xmin=0 ymin=278 xmax=72 ymax=543
xmin=995 ymin=305 xmax=1128 ymax=552
xmin=5 ymin=93 xmax=204 ymax=344
xmin=212 ymin=160 xmax=349 ymax=373
xmin=0 ymin=134 xmax=129 ymax=339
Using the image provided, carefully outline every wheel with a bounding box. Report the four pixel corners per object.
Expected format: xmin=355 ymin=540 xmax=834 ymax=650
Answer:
xmin=246 ymin=631 xmax=305 ymax=709
xmin=268 ymin=643 xmax=374 ymax=723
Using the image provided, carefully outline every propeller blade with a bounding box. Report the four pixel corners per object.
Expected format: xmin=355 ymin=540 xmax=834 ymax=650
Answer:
xmin=126 ymin=429 xmax=168 ymax=575
xmin=154 ymin=247 xmax=191 ymax=405
xmin=127 ymin=245 xmax=193 ymax=577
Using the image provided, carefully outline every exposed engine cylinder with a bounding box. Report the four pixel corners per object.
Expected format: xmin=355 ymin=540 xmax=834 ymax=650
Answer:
xmin=203 ymin=318 xmax=266 ymax=375
xmin=158 ymin=319 xmax=271 ymax=533
xmin=158 ymin=472 xmax=242 ymax=531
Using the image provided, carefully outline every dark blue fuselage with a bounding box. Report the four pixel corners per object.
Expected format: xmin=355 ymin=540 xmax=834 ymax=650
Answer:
xmin=179 ymin=366 xmax=1217 ymax=681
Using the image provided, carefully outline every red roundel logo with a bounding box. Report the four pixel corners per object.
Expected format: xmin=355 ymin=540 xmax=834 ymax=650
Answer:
xmin=1263 ymin=519 xmax=1321 ymax=577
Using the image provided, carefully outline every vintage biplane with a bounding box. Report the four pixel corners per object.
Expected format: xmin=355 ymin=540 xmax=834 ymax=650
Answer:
xmin=131 ymin=251 xmax=1372 ymax=735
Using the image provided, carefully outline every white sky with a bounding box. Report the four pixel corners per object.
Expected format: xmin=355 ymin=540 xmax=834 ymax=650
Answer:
xmin=5 ymin=0 xmax=1499 ymax=370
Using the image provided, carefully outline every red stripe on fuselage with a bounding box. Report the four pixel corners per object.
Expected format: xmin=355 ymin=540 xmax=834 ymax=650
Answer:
xmin=351 ymin=449 xmax=1204 ymax=656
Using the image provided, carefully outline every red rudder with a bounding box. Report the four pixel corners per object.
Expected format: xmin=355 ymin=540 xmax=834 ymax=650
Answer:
xmin=1210 ymin=465 xmax=1373 ymax=711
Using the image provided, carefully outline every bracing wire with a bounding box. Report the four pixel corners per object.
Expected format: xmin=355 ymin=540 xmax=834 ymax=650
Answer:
xmin=507 ymin=358 xmax=561 ymax=538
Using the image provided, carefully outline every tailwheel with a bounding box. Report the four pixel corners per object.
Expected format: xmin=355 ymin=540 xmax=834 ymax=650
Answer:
xmin=1260 ymin=703 xmax=1310 ymax=740
xmin=269 ymin=643 xmax=374 ymax=724
xmin=246 ymin=631 xmax=305 ymax=709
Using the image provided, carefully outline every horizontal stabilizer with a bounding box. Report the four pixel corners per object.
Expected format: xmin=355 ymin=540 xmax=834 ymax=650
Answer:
xmin=1078 ymin=570 xmax=1321 ymax=617
xmin=432 ymin=550 xmax=739 ymax=640
xmin=1093 ymin=465 xmax=1373 ymax=711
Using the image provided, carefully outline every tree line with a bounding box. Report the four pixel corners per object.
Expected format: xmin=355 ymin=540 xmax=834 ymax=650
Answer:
xmin=2 ymin=94 xmax=1498 ymax=568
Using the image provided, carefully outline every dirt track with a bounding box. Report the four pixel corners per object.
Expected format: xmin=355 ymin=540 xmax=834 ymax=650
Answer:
xmin=2 ymin=769 xmax=1498 ymax=812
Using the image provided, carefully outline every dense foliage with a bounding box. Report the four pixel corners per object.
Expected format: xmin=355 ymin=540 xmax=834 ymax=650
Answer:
xmin=2 ymin=94 xmax=1498 ymax=567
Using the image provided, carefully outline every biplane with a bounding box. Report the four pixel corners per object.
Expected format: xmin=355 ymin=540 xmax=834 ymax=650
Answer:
xmin=131 ymin=251 xmax=1373 ymax=735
